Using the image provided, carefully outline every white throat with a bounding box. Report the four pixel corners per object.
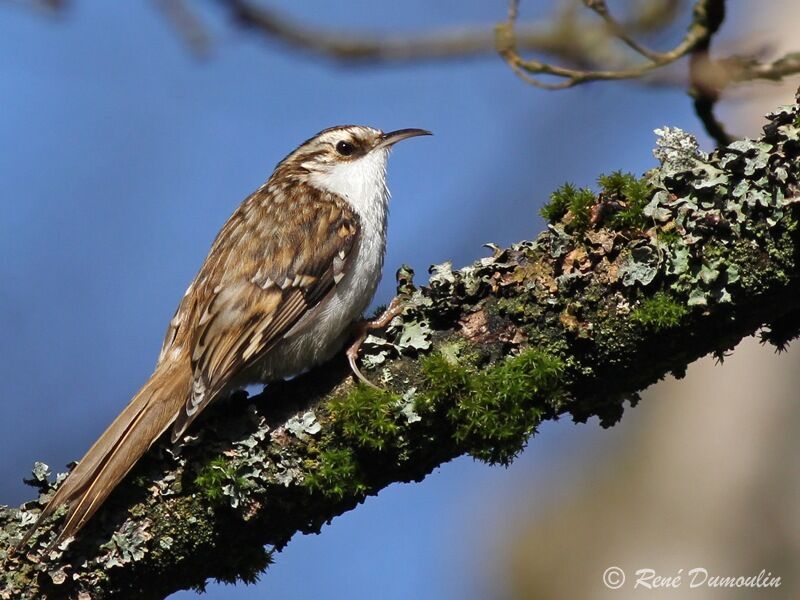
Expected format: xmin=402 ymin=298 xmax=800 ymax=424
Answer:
xmin=306 ymin=148 xmax=390 ymax=224
xmin=306 ymin=146 xmax=390 ymax=317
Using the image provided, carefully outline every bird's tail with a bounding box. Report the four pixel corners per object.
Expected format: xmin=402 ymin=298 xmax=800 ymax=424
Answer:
xmin=14 ymin=363 xmax=191 ymax=553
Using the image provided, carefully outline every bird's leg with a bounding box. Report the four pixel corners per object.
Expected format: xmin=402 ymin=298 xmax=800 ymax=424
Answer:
xmin=347 ymin=297 xmax=404 ymax=388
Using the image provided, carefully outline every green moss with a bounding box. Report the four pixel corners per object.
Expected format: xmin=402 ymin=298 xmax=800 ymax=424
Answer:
xmin=598 ymin=171 xmax=653 ymax=230
xmin=598 ymin=170 xmax=634 ymax=197
xmin=214 ymin=546 xmax=273 ymax=585
xmin=567 ymin=188 xmax=596 ymax=232
xmin=413 ymin=348 xmax=479 ymax=418
xmin=328 ymin=385 xmax=401 ymax=451
xmin=420 ymin=352 xmax=471 ymax=399
xmin=194 ymin=457 xmax=251 ymax=504
xmin=304 ymin=448 xmax=367 ymax=500
xmin=148 ymin=497 xmax=215 ymax=565
xmin=540 ymin=183 xmax=572 ymax=222
xmin=194 ymin=457 xmax=232 ymax=503
xmin=631 ymin=291 xmax=688 ymax=330
xmin=656 ymin=228 xmax=681 ymax=245
xmin=540 ymin=183 xmax=596 ymax=232
xmin=760 ymin=308 xmax=800 ymax=352
xmin=419 ymin=349 xmax=564 ymax=465
xmin=494 ymin=295 xmax=542 ymax=322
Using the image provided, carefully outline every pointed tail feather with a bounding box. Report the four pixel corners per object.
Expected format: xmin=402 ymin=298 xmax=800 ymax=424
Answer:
xmin=13 ymin=364 xmax=191 ymax=553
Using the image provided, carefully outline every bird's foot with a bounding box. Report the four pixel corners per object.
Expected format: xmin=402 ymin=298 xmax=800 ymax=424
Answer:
xmin=346 ymin=297 xmax=404 ymax=389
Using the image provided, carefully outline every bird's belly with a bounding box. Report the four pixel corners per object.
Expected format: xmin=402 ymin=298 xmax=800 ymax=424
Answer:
xmin=248 ymin=239 xmax=383 ymax=383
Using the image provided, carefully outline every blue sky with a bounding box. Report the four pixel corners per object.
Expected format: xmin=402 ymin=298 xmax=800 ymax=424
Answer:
xmin=0 ymin=2 xmax=714 ymax=598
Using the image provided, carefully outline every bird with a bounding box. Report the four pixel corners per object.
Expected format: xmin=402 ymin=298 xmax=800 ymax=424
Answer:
xmin=14 ymin=125 xmax=431 ymax=553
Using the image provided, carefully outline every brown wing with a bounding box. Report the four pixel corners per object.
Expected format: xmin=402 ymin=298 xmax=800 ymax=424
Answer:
xmin=170 ymin=184 xmax=359 ymax=441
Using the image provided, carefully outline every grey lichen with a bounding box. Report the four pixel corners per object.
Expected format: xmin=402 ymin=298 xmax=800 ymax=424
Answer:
xmin=653 ymin=126 xmax=705 ymax=170
xmin=285 ymin=410 xmax=322 ymax=441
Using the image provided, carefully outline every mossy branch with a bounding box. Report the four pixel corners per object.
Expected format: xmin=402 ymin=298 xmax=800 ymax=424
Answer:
xmin=4 ymin=91 xmax=800 ymax=598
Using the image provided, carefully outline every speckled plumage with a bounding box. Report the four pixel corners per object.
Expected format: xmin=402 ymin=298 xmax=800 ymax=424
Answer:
xmin=16 ymin=125 xmax=430 ymax=552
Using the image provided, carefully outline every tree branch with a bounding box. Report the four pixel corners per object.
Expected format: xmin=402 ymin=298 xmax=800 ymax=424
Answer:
xmin=688 ymin=0 xmax=734 ymax=147
xmin=15 ymin=1 xmax=800 ymax=145
xmin=582 ymin=0 xmax=664 ymax=62
xmin=733 ymin=52 xmax=800 ymax=83
xmin=155 ymin=0 xmax=212 ymax=58
xmin=218 ymin=0 xmax=682 ymax=68
xmin=3 ymin=90 xmax=800 ymax=598
xmin=192 ymin=1 xmax=800 ymax=144
xmin=495 ymin=0 xmax=713 ymax=89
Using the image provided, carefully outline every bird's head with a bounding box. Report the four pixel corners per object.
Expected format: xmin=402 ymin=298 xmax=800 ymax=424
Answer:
xmin=272 ymin=125 xmax=431 ymax=204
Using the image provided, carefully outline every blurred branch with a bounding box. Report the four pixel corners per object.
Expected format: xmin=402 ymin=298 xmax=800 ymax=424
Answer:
xmin=496 ymin=0 xmax=716 ymax=90
xmin=218 ymin=0 xmax=683 ymax=67
xmin=732 ymin=52 xmax=800 ymax=83
xmin=687 ymin=0 xmax=733 ymax=146
xmin=2 ymin=0 xmax=65 ymax=12
xmin=697 ymin=51 xmax=800 ymax=93
xmin=583 ymin=0 xmax=664 ymax=62
xmin=4 ymin=88 xmax=800 ymax=599
xmin=154 ymin=0 xmax=212 ymax=57
xmin=199 ymin=0 xmax=800 ymax=144
xmin=8 ymin=0 xmax=800 ymax=144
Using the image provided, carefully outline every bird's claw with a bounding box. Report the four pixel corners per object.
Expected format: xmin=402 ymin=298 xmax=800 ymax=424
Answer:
xmin=346 ymin=297 xmax=404 ymax=389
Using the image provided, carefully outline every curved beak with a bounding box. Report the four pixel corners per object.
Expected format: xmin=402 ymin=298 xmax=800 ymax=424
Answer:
xmin=375 ymin=128 xmax=432 ymax=150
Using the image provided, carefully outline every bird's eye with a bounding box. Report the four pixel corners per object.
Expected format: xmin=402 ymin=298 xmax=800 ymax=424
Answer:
xmin=336 ymin=140 xmax=355 ymax=156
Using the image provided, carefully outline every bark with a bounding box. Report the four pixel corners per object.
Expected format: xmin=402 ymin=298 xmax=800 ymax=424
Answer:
xmin=3 ymin=90 xmax=800 ymax=598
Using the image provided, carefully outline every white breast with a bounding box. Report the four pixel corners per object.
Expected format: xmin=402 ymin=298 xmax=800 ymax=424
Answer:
xmin=253 ymin=148 xmax=391 ymax=381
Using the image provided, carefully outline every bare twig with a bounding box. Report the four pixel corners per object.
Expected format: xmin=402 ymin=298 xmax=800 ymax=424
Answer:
xmin=687 ymin=0 xmax=734 ymax=146
xmin=582 ymin=0 xmax=662 ymax=62
xmin=496 ymin=0 xmax=715 ymax=89
xmin=728 ymin=52 xmax=800 ymax=84
xmin=2 ymin=0 xmax=66 ymax=12
xmin=10 ymin=0 xmax=800 ymax=145
xmin=212 ymin=0 xmax=800 ymax=101
xmin=154 ymin=0 xmax=212 ymax=57
xmin=219 ymin=0 xmax=681 ymax=69
xmin=224 ymin=0 xmax=545 ymax=62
